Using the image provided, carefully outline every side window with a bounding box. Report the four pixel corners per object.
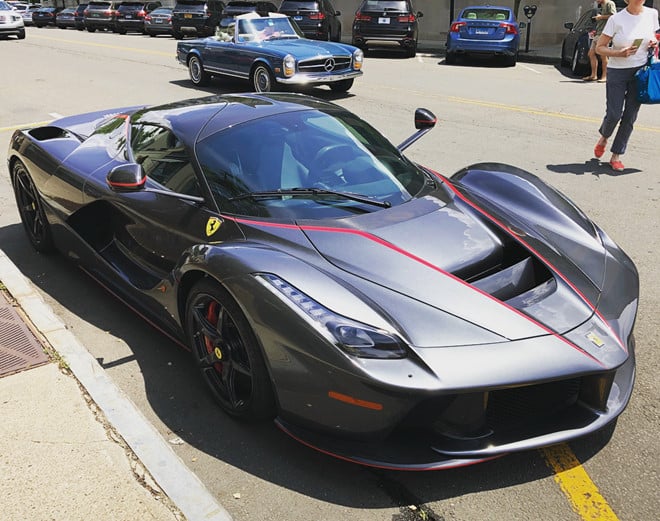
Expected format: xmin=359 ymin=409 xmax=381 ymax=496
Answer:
xmin=130 ymin=124 xmax=201 ymax=196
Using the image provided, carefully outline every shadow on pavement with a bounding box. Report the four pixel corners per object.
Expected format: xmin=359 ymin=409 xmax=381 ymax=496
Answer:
xmin=547 ymin=158 xmax=642 ymax=177
xmin=0 ymin=221 xmax=618 ymax=509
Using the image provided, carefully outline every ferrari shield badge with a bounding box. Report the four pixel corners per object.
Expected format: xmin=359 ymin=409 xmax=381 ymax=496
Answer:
xmin=206 ymin=217 xmax=222 ymax=237
xmin=586 ymin=331 xmax=605 ymax=348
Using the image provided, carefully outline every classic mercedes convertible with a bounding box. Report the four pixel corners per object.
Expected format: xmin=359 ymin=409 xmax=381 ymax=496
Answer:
xmin=176 ymin=13 xmax=363 ymax=92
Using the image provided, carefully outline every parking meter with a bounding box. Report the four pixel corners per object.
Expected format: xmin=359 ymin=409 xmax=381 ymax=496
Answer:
xmin=523 ymin=5 xmax=537 ymax=20
xmin=522 ymin=5 xmax=537 ymax=52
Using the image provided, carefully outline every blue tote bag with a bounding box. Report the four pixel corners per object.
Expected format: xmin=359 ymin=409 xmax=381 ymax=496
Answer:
xmin=636 ymin=50 xmax=660 ymax=104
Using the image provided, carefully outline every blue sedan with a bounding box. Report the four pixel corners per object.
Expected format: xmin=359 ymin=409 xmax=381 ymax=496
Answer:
xmin=445 ymin=5 xmax=520 ymax=66
xmin=176 ymin=13 xmax=363 ymax=93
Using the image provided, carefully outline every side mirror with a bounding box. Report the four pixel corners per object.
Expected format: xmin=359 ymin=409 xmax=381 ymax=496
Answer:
xmin=417 ymin=11 xmax=423 ymax=19
xmin=519 ymin=21 xmax=527 ymax=29
xmin=415 ymin=108 xmax=437 ymax=130
xmin=335 ymin=11 xmax=340 ymax=16
xmin=107 ymin=163 xmax=146 ymax=192
xmin=398 ymin=108 xmax=437 ymax=152
xmin=564 ymin=22 xmax=574 ymax=31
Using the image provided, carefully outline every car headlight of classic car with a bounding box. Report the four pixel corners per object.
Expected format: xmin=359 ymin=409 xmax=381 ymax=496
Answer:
xmin=257 ymin=273 xmax=407 ymax=359
xmin=283 ymin=54 xmax=295 ymax=77
xmin=353 ymin=49 xmax=364 ymax=70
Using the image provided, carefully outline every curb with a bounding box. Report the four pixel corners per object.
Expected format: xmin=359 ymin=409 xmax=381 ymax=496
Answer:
xmin=0 ymin=249 xmax=232 ymax=521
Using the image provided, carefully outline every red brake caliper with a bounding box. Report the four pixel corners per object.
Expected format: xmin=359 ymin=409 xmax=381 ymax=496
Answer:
xmin=205 ymin=301 xmax=223 ymax=372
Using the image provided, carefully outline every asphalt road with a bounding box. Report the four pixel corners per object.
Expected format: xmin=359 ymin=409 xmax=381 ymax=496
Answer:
xmin=1 ymin=27 xmax=658 ymax=521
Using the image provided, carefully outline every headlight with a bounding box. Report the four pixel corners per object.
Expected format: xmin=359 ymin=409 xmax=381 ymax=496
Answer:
xmin=257 ymin=273 xmax=407 ymax=359
xmin=352 ymin=49 xmax=364 ymax=70
xmin=283 ymin=54 xmax=295 ymax=77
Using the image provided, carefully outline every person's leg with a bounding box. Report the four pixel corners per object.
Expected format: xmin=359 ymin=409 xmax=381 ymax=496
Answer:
xmin=599 ymin=54 xmax=609 ymax=81
xmin=583 ymin=43 xmax=598 ymax=80
xmin=610 ymin=68 xmax=642 ymax=162
xmin=598 ymin=68 xmax=627 ymax=145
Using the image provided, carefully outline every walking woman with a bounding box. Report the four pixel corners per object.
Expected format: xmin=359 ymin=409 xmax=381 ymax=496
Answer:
xmin=593 ymin=0 xmax=659 ymax=172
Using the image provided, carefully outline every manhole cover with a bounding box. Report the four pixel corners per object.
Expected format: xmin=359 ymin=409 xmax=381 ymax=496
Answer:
xmin=0 ymin=291 xmax=49 ymax=378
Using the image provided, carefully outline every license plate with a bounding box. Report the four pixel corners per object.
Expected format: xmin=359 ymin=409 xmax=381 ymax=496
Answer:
xmin=184 ymin=13 xmax=192 ymax=18
xmin=476 ymin=29 xmax=489 ymax=34
xmin=378 ymin=17 xmax=390 ymax=24
xmin=293 ymin=15 xmax=302 ymax=20
xmin=155 ymin=19 xmax=162 ymax=23
xmin=125 ymin=15 xmax=132 ymax=19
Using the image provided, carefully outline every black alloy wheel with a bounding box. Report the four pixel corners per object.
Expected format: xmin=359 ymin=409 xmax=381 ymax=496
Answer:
xmin=12 ymin=160 xmax=55 ymax=253
xmin=185 ymin=279 xmax=275 ymax=420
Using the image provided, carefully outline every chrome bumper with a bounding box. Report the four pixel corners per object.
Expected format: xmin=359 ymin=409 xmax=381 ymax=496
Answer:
xmin=277 ymin=70 xmax=363 ymax=85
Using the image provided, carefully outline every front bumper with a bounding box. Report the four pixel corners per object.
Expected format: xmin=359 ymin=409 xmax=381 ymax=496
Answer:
xmin=277 ymin=70 xmax=363 ymax=85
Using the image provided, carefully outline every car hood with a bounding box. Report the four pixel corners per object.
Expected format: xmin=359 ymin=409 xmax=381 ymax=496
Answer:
xmin=258 ymin=194 xmax=605 ymax=343
xmin=260 ymin=39 xmax=357 ymax=58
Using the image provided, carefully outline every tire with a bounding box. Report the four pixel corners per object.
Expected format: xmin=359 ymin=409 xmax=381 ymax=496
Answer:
xmin=118 ymin=29 xmax=126 ymax=35
xmin=11 ymin=160 xmax=55 ymax=253
xmin=571 ymin=45 xmax=586 ymax=76
xmin=250 ymin=64 xmax=274 ymax=93
xmin=329 ymin=78 xmax=354 ymax=92
xmin=188 ymin=55 xmax=211 ymax=86
xmin=406 ymin=42 xmax=417 ymax=58
xmin=148 ymin=32 xmax=155 ymax=37
xmin=445 ymin=52 xmax=457 ymax=65
xmin=185 ymin=279 xmax=275 ymax=420
xmin=505 ymin=52 xmax=518 ymax=67
xmin=173 ymin=30 xmax=183 ymax=40
xmin=87 ymin=27 xmax=96 ymax=32
xmin=18 ymin=29 xmax=26 ymax=39
xmin=560 ymin=42 xmax=570 ymax=67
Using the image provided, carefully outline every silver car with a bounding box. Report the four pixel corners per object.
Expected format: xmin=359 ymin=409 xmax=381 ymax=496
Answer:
xmin=0 ymin=0 xmax=25 ymax=39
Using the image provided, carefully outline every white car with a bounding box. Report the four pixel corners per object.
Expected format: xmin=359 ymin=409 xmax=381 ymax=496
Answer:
xmin=0 ymin=0 xmax=25 ymax=39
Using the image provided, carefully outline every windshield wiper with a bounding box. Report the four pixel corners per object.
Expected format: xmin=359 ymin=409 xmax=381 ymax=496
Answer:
xmin=227 ymin=188 xmax=391 ymax=208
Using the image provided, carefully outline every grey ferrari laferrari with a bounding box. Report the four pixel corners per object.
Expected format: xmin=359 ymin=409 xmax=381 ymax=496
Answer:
xmin=8 ymin=93 xmax=638 ymax=470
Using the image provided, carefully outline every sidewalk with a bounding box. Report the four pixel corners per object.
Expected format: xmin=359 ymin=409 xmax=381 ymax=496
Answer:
xmin=0 ymin=250 xmax=231 ymax=521
xmin=0 ymin=44 xmax=562 ymax=521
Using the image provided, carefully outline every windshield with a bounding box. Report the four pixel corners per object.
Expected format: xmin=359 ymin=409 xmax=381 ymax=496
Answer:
xmin=361 ymin=1 xmax=409 ymax=12
xmin=236 ymin=16 xmax=299 ymax=41
xmin=196 ymin=109 xmax=433 ymax=219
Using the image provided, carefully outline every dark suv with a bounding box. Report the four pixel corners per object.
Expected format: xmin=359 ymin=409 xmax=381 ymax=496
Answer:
xmin=278 ymin=0 xmax=341 ymax=41
xmin=172 ymin=0 xmax=225 ymax=39
xmin=84 ymin=1 xmax=120 ymax=32
xmin=115 ymin=1 xmax=162 ymax=34
xmin=352 ymin=0 xmax=423 ymax=57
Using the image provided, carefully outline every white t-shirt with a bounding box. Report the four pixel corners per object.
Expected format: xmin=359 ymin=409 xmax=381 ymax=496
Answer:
xmin=603 ymin=6 xmax=660 ymax=68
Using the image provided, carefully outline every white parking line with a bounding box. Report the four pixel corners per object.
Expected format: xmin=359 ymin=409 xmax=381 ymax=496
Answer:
xmin=48 ymin=112 xmax=64 ymax=119
xmin=520 ymin=63 xmax=542 ymax=74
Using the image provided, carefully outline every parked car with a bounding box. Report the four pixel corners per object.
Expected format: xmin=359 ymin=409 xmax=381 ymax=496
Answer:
xmin=74 ymin=3 xmax=88 ymax=30
xmin=84 ymin=0 xmax=120 ymax=32
xmin=278 ymin=0 xmax=342 ymax=42
xmin=9 ymin=91 xmax=638 ymax=470
xmin=177 ymin=13 xmax=363 ymax=92
xmin=55 ymin=7 xmax=77 ymax=29
xmin=0 ymin=0 xmax=25 ymax=39
xmin=172 ymin=0 xmax=225 ymax=39
xmin=32 ymin=6 xmax=63 ymax=27
xmin=219 ymin=1 xmax=278 ymax=31
xmin=19 ymin=4 xmax=41 ymax=26
xmin=115 ymin=1 xmax=161 ymax=34
xmin=560 ymin=7 xmax=598 ymax=76
xmin=445 ymin=5 xmax=520 ymax=66
xmin=352 ymin=0 xmax=422 ymax=57
xmin=144 ymin=6 xmax=172 ymax=36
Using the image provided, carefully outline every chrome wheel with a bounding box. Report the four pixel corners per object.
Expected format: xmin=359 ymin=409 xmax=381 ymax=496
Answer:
xmin=251 ymin=64 xmax=273 ymax=93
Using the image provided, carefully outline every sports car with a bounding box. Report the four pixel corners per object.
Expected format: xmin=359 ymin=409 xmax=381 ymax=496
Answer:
xmin=8 ymin=93 xmax=637 ymax=470
xmin=176 ymin=13 xmax=363 ymax=93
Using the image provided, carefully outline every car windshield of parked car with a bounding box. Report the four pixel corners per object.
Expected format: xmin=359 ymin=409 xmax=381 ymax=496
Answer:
xmin=280 ymin=1 xmax=319 ymax=10
xmin=462 ymin=8 xmax=510 ymax=21
xmin=361 ymin=1 xmax=408 ymax=11
xmin=237 ymin=15 xmax=299 ymax=41
xmin=195 ymin=109 xmax=432 ymax=218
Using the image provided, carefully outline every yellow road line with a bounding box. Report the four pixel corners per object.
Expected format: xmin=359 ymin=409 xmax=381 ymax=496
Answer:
xmin=447 ymin=96 xmax=660 ymax=133
xmin=29 ymin=34 xmax=172 ymax=57
xmin=541 ymin=444 xmax=620 ymax=521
